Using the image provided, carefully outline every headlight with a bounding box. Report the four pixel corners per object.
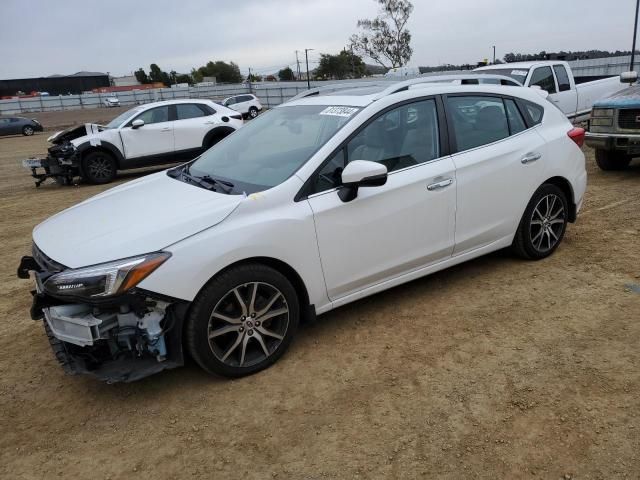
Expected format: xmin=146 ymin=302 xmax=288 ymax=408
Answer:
xmin=44 ymin=252 xmax=170 ymax=299
xmin=591 ymin=108 xmax=614 ymax=117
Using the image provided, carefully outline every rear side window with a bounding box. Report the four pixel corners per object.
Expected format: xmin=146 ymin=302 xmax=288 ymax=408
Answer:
xmin=176 ymin=103 xmax=207 ymax=120
xmin=521 ymin=100 xmax=544 ymax=125
xmin=529 ymin=67 xmax=557 ymax=94
xmin=241 ymin=95 xmax=254 ymax=102
xmin=553 ymin=65 xmax=571 ymax=92
xmin=446 ymin=96 xmax=509 ymax=151
xmin=504 ymin=99 xmax=527 ymax=134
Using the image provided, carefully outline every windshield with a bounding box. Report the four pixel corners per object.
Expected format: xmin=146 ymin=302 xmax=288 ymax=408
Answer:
xmin=187 ymin=104 xmax=361 ymax=192
xmin=106 ymin=106 xmax=144 ymax=128
xmin=480 ymin=68 xmax=529 ymax=84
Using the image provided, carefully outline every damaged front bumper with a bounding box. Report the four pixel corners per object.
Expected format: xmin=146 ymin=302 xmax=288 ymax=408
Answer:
xmin=17 ymin=252 xmax=188 ymax=383
xmin=23 ymin=143 xmax=79 ymax=187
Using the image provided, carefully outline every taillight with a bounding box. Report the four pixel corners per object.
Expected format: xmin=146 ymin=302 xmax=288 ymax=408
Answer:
xmin=567 ymin=127 xmax=585 ymax=148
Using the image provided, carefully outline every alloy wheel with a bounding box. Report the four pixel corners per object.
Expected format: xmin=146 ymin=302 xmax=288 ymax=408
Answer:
xmin=207 ymin=282 xmax=289 ymax=368
xmin=529 ymin=193 xmax=565 ymax=253
xmin=249 ymin=108 xmax=258 ymax=118
xmin=88 ymin=156 xmax=114 ymax=180
xmin=24 ymin=126 xmax=34 ymax=135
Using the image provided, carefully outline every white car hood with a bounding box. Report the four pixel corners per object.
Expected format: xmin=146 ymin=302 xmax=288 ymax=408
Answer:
xmin=33 ymin=172 xmax=244 ymax=268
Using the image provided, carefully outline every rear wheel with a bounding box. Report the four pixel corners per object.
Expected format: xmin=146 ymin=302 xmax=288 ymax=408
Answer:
xmin=82 ymin=151 xmax=117 ymax=184
xmin=186 ymin=264 xmax=299 ymax=378
xmin=595 ymin=149 xmax=631 ymax=171
xmin=248 ymin=106 xmax=259 ymax=119
xmin=22 ymin=125 xmax=34 ymax=136
xmin=512 ymin=184 xmax=568 ymax=260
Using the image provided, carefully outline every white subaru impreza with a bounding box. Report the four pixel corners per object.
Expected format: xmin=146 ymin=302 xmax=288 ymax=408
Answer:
xmin=17 ymin=80 xmax=587 ymax=382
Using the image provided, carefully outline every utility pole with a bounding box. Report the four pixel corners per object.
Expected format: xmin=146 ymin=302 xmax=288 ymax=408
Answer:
xmin=492 ymin=46 xmax=496 ymax=64
xmin=305 ymin=48 xmax=314 ymax=89
xmin=295 ymin=50 xmax=302 ymax=80
xmin=248 ymin=67 xmax=253 ymax=94
xmin=632 ymin=0 xmax=640 ymax=72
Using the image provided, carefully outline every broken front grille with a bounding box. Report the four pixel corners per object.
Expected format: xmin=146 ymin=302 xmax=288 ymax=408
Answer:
xmin=618 ymin=109 xmax=640 ymax=130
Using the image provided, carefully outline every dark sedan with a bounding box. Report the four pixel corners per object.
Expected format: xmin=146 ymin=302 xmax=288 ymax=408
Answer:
xmin=0 ymin=116 xmax=43 ymax=136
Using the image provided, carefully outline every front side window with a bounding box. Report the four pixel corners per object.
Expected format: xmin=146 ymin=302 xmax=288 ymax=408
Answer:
xmin=106 ymin=107 xmax=144 ymax=128
xmin=530 ymin=66 xmax=557 ymax=94
xmin=312 ymin=99 xmax=440 ymax=194
xmin=188 ymin=105 xmax=361 ymax=192
xmin=553 ymin=65 xmax=571 ymax=92
xmin=447 ymin=96 xmax=509 ymax=151
xmin=134 ymin=106 xmax=170 ymax=125
xmin=224 ymin=97 xmax=236 ymax=106
xmin=176 ymin=103 xmax=207 ymax=120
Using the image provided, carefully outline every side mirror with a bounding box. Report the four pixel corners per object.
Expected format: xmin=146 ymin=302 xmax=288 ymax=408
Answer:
xmin=620 ymin=71 xmax=638 ymax=84
xmin=529 ymin=85 xmax=549 ymax=99
xmin=131 ymin=119 xmax=145 ymax=129
xmin=338 ymin=160 xmax=388 ymax=202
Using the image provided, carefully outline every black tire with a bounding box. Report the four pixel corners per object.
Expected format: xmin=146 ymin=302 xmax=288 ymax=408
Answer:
xmin=22 ymin=125 xmax=34 ymax=136
xmin=512 ymin=184 xmax=569 ymax=260
xmin=186 ymin=264 xmax=299 ymax=378
xmin=248 ymin=106 xmax=259 ymax=119
xmin=81 ymin=151 xmax=117 ymax=184
xmin=595 ymin=149 xmax=631 ymax=171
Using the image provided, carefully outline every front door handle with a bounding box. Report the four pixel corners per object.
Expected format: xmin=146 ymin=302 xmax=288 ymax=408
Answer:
xmin=521 ymin=152 xmax=542 ymax=164
xmin=427 ymin=178 xmax=453 ymax=191
xmin=160 ymin=128 xmax=172 ymax=132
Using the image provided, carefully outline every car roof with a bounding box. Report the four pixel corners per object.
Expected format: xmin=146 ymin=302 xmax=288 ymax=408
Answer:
xmin=282 ymin=83 xmax=546 ymax=109
xmin=138 ymin=98 xmax=213 ymax=108
xmin=476 ymin=60 xmax=569 ymax=71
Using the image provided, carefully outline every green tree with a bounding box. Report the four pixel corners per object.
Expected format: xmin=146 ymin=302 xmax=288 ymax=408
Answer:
xmin=316 ymin=51 xmax=367 ymax=80
xmin=247 ymin=73 xmax=263 ymax=82
xmin=192 ymin=61 xmax=243 ymax=84
xmin=350 ymin=0 xmax=413 ymax=69
xmin=149 ymin=63 xmax=170 ymax=85
xmin=134 ymin=68 xmax=149 ymax=84
xmin=278 ymin=67 xmax=295 ymax=81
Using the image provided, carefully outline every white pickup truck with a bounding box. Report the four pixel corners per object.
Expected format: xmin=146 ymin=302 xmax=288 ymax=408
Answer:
xmin=476 ymin=61 xmax=627 ymax=122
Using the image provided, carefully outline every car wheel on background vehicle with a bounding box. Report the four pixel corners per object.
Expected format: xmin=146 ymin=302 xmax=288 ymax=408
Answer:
xmin=82 ymin=151 xmax=117 ymax=184
xmin=248 ymin=107 xmax=259 ymax=119
xmin=595 ymin=149 xmax=631 ymax=171
xmin=22 ymin=125 xmax=34 ymax=136
xmin=512 ymin=183 xmax=569 ymax=260
xmin=186 ymin=263 xmax=299 ymax=378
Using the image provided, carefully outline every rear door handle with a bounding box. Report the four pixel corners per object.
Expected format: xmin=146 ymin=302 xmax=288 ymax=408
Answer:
xmin=521 ymin=152 xmax=542 ymax=164
xmin=427 ymin=178 xmax=453 ymax=191
xmin=160 ymin=127 xmax=171 ymax=132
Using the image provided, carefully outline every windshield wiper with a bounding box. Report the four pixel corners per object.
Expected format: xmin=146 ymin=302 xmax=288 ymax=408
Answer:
xmin=177 ymin=166 xmax=234 ymax=193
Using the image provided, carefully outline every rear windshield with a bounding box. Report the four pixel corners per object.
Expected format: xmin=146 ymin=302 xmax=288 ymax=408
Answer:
xmin=480 ymin=68 xmax=529 ymax=85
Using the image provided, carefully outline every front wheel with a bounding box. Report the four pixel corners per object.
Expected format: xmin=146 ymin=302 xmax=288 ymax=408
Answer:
xmin=22 ymin=125 xmax=34 ymax=136
xmin=82 ymin=151 xmax=116 ymax=184
xmin=595 ymin=149 xmax=631 ymax=171
xmin=186 ymin=264 xmax=299 ymax=378
xmin=512 ymin=184 xmax=569 ymax=260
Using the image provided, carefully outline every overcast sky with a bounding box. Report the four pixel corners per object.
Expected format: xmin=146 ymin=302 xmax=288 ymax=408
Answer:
xmin=0 ymin=0 xmax=637 ymax=79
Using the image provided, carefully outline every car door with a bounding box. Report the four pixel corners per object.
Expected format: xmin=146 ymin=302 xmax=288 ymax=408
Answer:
xmin=444 ymin=94 xmax=547 ymax=255
xmin=173 ymin=103 xmax=215 ymax=152
xmin=235 ymin=95 xmax=251 ymax=114
xmin=118 ymin=105 xmax=174 ymax=160
xmin=550 ymin=64 xmax=578 ymax=118
xmin=10 ymin=118 xmax=23 ymax=135
xmin=0 ymin=118 xmax=10 ymax=135
xmin=306 ymin=98 xmax=456 ymax=301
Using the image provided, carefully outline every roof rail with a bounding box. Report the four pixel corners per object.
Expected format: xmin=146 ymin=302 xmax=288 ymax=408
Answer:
xmin=286 ymin=81 xmax=392 ymax=103
xmin=372 ymin=73 xmax=521 ymax=100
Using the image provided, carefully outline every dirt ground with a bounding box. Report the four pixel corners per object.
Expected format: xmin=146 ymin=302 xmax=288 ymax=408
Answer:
xmin=0 ymin=121 xmax=639 ymax=480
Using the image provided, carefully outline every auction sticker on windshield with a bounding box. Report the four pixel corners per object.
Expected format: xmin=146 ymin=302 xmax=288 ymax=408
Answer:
xmin=319 ymin=106 xmax=359 ymax=117
xmin=511 ymin=70 xmax=528 ymax=77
